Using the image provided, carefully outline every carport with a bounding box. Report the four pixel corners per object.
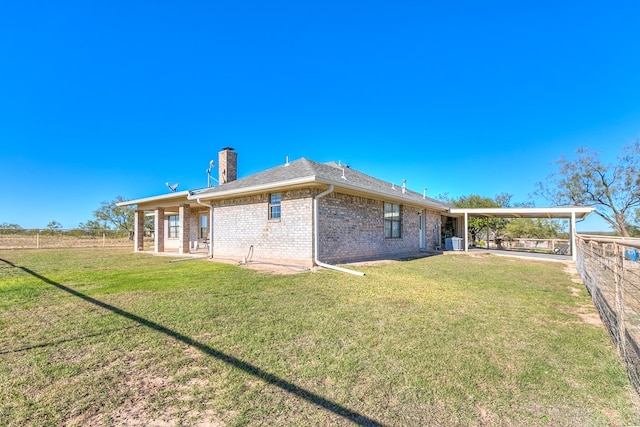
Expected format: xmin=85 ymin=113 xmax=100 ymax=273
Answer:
xmin=448 ymin=207 xmax=595 ymax=261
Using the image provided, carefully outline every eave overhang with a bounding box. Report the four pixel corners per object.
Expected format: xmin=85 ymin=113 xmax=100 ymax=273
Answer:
xmin=187 ymin=175 xmax=451 ymax=212
xmin=448 ymin=206 xmax=594 ymax=219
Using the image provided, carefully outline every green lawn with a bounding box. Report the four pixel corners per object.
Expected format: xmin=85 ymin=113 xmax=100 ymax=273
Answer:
xmin=1 ymin=248 xmax=638 ymax=426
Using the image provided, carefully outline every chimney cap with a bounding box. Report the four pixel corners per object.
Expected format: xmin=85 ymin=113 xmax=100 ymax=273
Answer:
xmin=220 ymin=146 xmax=235 ymax=151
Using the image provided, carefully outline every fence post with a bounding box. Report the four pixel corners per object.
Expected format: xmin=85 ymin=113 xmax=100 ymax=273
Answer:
xmin=103 ymin=232 xmax=106 ymax=247
xmin=614 ymin=242 xmax=626 ymax=360
xmin=36 ymin=229 xmax=40 ymax=249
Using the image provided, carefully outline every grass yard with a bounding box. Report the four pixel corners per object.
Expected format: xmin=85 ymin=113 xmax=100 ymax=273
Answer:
xmin=1 ymin=248 xmax=639 ymax=426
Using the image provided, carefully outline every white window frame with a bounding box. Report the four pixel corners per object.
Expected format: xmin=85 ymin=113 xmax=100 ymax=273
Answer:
xmin=168 ymin=215 xmax=180 ymax=239
xmin=384 ymin=202 xmax=402 ymax=238
xmin=269 ymin=193 xmax=281 ymax=220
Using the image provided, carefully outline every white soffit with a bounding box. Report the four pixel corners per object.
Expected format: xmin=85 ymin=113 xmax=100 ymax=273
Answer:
xmin=448 ymin=207 xmax=594 ymax=219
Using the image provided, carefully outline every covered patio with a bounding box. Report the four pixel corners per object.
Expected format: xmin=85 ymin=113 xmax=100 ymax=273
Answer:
xmin=448 ymin=207 xmax=595 ymax=261
xmin=118 ymin=191 xmax=212 ymax=256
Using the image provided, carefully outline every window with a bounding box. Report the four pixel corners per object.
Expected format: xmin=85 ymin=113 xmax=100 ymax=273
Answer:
xmin=168 ymin=215 xmax=179 ymax=238
xmin=384 ymin=202 xmax=402 ymax=238
xmin=269 ymin=193 xmax=281 ymax=220
xmin=199 ymin=214 xmax=208 ymax=238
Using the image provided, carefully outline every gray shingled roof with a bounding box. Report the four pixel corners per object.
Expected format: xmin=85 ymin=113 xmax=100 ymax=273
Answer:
xmin=189 ymin=157 xmax=451 ymax=210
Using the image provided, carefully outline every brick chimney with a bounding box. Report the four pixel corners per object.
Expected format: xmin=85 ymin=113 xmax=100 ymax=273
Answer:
xmin=218 ymin=147 xmax=237 ymax=184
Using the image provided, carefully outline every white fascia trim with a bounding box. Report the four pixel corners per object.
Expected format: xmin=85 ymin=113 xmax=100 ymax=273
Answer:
xmin=186 ymin=176 xmax=318 ymax=200
xmin=174 ymin=175 xmax=449 ymax=212
xmin=116 ymin=191 xmax=191 ymax=207
xmin=313 ymin=177 xmax=451 ymax=212
xmin=448 ymin=206 xmax=595 ymax=218
xmin=188 ymin=175 xmax=450 ymax=211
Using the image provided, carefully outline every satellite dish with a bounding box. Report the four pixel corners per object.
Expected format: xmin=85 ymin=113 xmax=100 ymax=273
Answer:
xmin=165 ymin=182 xmax=179 ymax=192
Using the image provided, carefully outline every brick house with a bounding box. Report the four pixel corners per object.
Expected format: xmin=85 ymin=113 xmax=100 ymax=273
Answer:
xmin=119 ymin=148 xmax=461 ymax=267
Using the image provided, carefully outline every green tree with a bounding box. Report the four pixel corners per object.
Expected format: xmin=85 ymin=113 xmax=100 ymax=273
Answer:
xmin=535 ymin=141 xmax=640 ymax=237
xmin=439 ymin=193 xmax=513 ymax=245
xmin=46 ymin=220 xmax=63 ymax=234
xmin=78 ymin=219 xmax=108 ymax=230
xmin=92 ymin=196 xmax=135 ymax=238
xmin=78 ymin=219 xmax=109 ymax=237
xmin=0 ymin=223 xmax=22 ymax=229
xmin=505 ymin=218 xmax=564 ymax=240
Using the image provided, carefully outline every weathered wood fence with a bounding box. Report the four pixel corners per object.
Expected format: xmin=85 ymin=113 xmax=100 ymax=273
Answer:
xmin=0 ymin=228 xmax=152 ymax=249
xmin=575 ymin=234 xmax=640 ymax=394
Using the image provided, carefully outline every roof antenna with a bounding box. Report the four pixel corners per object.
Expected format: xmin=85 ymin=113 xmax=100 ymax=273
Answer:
xmin=206 ymin=160 xmax=218 ymax=187
xmin=285 ymin=156 xmax=290 ymax=166
xmin=402 ymin=179 xmax=406 ymax=194
xmin=165 ymin=182 xmax=179 ymax=192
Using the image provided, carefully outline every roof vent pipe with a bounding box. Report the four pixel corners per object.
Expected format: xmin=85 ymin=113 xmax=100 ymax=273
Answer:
xmin=423 ymin=187 xmax=427 ymax=199
xmin=402 ymin=179 xmax=406 ymax=194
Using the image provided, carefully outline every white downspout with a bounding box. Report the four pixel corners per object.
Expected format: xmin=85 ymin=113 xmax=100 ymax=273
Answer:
xmin=314 ymin=185 xmax=366 ymax=276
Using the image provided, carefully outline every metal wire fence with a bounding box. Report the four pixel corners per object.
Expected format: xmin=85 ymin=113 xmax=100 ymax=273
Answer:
xmin=0 ymin=228 xmax=151 ymax=249
xmin=576 ymin=234 xmax=640 ymax=394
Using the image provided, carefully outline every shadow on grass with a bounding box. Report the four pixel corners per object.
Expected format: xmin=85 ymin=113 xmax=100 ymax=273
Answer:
xmin=1 ymin=257 xmax=383 ymax=426
xmin=0 ymin=325 xmax=141 ymax=355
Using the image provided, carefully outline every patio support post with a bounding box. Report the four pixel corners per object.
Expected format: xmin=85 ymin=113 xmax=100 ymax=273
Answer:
xmin=464 ymin=212 xmax=469 ymax=252
xmin=154 ymin=207 xmax=165 ymax=253
xmin=486 ymin=218 xmax=490 ymax=249
xmin=208 ymin=206 xmax=214 ymax=258
xmin=134 ymin=210 xmax=144 ymax=252
xmin=570 ymin=211 xmax=576 ymax=261
xmin=178 ymin=204 xmax=190 ymax=254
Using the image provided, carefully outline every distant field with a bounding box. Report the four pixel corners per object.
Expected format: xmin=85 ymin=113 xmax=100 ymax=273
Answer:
xmin=1 ymin=247 xmax=638 ymax=426
xmin=0 ymin=230 xmax=133 ymax=249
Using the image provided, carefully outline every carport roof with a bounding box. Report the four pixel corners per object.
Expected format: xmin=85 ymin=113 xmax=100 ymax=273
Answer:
xmin=448 ymin=206 xmax=594 ymax=219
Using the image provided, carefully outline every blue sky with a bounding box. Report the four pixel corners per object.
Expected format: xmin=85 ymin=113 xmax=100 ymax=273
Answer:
xmin=1 ymin=1 xmax=639 ymax=231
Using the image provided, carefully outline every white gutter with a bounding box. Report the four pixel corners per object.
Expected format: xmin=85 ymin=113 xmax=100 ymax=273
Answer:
xmin=116 ymin=190 xmax=191 ymax=207
xmin=312 ymin=177 xmax=451 ymax=212
xmin=187 ymin=176 xmax=317 ymax=200
xmin=314 ymin=185 xmax=366 ymax=276
xmin=187 ymin=175 xmax=449 ymax=212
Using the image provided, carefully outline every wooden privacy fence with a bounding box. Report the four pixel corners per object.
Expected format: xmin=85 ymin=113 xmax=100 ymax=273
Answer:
xmin=575 ymin=234 xmax=640 ymax=394
xmin=0 ymin=228 xmax=152 ymax=249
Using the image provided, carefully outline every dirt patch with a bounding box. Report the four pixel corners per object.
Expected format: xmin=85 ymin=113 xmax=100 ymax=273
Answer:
xmin=242 ymin=261 xmax=313 ymax=275
xmin=209 ymin=254 xmax=430 ymax=275
xmin=563 ymin=263 xmax=584 ymax=284
xmin=559 ymin=263 xmax=603 ymax=326
xmin=344 ymin=258 xmax=397 ymax=267
xmin=475 ymin=404 xmax=498 ymax=426
xmin=565 ymin=305 xmax=603 ymax=326
xmin=207 ymin=256 xmax=313 ymax=275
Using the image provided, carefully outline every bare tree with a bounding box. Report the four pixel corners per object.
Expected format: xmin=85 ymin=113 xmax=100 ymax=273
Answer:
xmin=535 ymin=140 xmax=640 ymax=237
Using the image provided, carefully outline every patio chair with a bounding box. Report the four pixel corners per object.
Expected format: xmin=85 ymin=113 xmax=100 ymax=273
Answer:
xmin=554 ymin=243 xmax=569 ymax=255
xmin=196 ymin=237 xmax=210 ymax=251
